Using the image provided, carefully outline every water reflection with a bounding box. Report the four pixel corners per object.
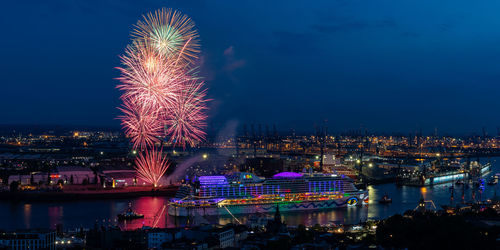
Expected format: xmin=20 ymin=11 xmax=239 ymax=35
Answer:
xmin=120 ymin=197 xmax=167 ymax=230
xmin=48 ymin=206 xmax=63 ymax=229
xmin=23 ymin=204 xmax=31 ymax=229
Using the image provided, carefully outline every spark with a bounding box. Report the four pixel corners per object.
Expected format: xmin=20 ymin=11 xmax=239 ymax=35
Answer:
xmin=134 ymin=148 xmax=170 ymax=187
xmin=132 ymin=8 xmax=199 ymax=66
xmin=165 ymin=79 xmax=208 ymax=148
xmin=116 ymin=41 xmax=185 ymax=112
xmin=118 ymin=97 xmax=163 ymax=150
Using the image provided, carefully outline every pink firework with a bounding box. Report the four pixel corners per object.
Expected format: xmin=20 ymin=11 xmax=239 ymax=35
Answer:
xmin=165 ymin=79 xmax=208 ymax=148
xmin=118 ymin=97 xmax=164 ymax=150
xmin=116 ymin=41 xmax=186 ymax=113
xmin=134 ymin=148 xmax=170 ymax=187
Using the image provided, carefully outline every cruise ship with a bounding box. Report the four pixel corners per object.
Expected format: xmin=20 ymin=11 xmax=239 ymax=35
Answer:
xmin=168 ymin=172 xmax=368 ymax=217
xmin=400 ymin=161 xmax=491 ymax=186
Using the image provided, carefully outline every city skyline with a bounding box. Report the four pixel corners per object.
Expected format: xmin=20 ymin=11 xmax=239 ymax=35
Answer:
xmin=1 ymin=2 xmax=500 ymax=249
xmin=1 ymin=1 xmax=500 ymax=134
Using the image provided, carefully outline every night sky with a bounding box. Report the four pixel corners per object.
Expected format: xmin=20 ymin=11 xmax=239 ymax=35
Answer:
xmin=1 ymin=1 xmax=500 ymax=135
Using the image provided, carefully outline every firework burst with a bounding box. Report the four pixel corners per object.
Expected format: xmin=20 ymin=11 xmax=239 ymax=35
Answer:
xmin=134 ymin=148 xmax=170 ymax=187
xmin=132 ymin=8 xmax=199 ymax=65
xmin=116 ymin=8 xmax=208 ymax=186
xmin=165 ymin=79 xmax=208 ymax=148
xmin=118 ymin=97 xmax=164 ymax=150
xmin=116 ymin=41 xmax=185 ymax=111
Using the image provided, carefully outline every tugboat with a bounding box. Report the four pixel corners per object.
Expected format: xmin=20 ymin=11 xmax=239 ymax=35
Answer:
xmin=379 ymin=194 xmax=392 ymax=204
xmin=117 ymin=203 xmax=144 ymax=221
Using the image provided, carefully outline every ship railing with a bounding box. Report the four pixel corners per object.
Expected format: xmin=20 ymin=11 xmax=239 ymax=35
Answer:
xmin=170 ymin=196 xmax=226 ymax=207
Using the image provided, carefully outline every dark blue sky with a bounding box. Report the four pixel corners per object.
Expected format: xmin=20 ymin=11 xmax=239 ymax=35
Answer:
xmin=1 ymin=0 xmax=500 ymax=135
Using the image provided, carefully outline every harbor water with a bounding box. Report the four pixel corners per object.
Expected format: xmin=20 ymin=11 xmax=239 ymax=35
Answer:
xmin=0 ymin=158 xmax=499 ymax=230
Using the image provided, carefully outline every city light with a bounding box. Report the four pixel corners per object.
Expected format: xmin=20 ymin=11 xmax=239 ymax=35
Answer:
xmin=2 ymin=3 xmax=500 ymax=249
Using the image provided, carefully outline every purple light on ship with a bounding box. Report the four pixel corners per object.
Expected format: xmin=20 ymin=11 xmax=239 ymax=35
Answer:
xmin=272 ymin=172 xmax=303 ymax=179
xmin=199 ymin=176 xmax=228 ymax=186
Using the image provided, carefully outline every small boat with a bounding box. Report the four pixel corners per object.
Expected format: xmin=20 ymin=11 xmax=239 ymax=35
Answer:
xmin=117 ymin=203 xmax=144 ymax=221
xmin=379 ymin=194 xmax=392 ymax=204
xmin=487 ymin=176 xmax=498 ymax=185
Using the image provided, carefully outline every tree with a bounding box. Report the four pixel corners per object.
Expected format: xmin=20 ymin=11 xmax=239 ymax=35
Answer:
xmin=294 ymin=224 xmax=313 ymax=244
xmin=376 ymin=212 xmax=497 ymax=249
xmin=312 ymin=223 xmax=323 ymax=231
xmin=9 ymin=181 xmax=19 ymax=192
xmin=99 ymin=176 xmax=105 ymax=187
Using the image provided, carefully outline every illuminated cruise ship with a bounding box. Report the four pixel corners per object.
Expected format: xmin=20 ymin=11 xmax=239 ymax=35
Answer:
xmin=168 ymin=172 xmax=368 ymax=217
xmin=399 ymin=161 xmax=491 ymax=186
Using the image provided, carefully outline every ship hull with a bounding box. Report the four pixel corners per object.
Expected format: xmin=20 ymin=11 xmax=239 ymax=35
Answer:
xmin=168 ymin=192 xmax=368 ymax=217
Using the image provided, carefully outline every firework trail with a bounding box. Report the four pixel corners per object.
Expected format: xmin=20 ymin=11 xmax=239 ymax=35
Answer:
xmin=165 ymin=79 xmax=208 ymax=148
xmin=134 ymin=148 xmax=170 ymax=187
